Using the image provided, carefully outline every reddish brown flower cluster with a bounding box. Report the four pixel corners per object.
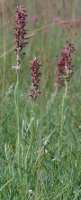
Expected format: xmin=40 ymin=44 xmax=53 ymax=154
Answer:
xmin=56 ymin=40 xmax=75 ymax=86
xmin=30 ymin=57 xmax=41 ymax=100
xmin=14 ymin=5 xmax=28 ymax=69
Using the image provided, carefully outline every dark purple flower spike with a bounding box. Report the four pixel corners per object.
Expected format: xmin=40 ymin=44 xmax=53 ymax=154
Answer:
xmin=13 ymin=5 xmax=28 ymax=69
xmin=56 ymin=39 xmax=75 ymax=86
xmin=30 ymin=57 xmax=41 ymax=100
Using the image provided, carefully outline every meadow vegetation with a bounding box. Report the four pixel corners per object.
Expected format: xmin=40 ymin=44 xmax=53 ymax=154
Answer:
xmin=0 ymin=0 xmax=81 ymax=199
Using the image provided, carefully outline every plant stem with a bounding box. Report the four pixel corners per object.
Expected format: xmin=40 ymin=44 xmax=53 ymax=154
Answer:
xmin=59 ymin=80 xmax=68 ymax=154
xmin=14 ymin=70 xmax=20 ymax=167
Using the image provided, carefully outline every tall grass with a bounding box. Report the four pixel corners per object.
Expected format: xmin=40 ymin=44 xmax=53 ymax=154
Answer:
xmin=0 ymin=0 xmax=81 ymax=199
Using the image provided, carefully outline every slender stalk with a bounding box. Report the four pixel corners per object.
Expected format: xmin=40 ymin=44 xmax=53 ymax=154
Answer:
xmin=14 ymin=71 xmax=20 ymax=167
xmin=1 ymin=0 xmax=6 ymax=124
xmin=60 ymin=81 xmax=67 ymax=135
xmin=59 ymin=80 xmax=68 ymax=154
xmin=2 ymin=0 xmax=6 ymax=94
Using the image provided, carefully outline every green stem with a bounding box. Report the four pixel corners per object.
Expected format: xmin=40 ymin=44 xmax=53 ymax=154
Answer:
xmin=59 ymin=81 xmax=68 ymax=154
xmin=14 ymin=71 xmax=20 ymax=166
